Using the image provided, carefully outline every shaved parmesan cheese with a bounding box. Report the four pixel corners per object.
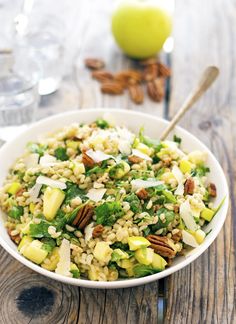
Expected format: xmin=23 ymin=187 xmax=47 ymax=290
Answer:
xmin=24 ymin=153 xmax=39 ymax=169
xmin=179 ymin=200 xmax=198 ymax=231
xmin=84 ymin=222 xmax=95 ymax=243
xmin=172 ymin=165 xmax=184 ymax=196
xmin=85 ymin=149 xmax=113 ymax=163
xmin=86 ymin=188 xmax=106 ymax=202
xmin=55 ymin=239 xmax=72 ymax=277
xmin=118 ymin=140 xmax=131 ymax=155
xmin=116 ymin=127 xmax=135 ymax=144
xmin=39 ymin=154 xmax=57 ymax=167
xmin=172 ymin=165 xmax=184 ymax=183
xmin=36 ymin=175 xmax=67 ymax=190
xmin=28 ymin=183 xmax=42 ymax=202
xmin=132 ymin=149 xmax=152 ymax=161
xmin=131 ymin=179 xmax=163 ymax=191
xmin=182 ymin=230 xmax=199 ymax=248
xmin=175 ymin=183 xmax=184 ymax=196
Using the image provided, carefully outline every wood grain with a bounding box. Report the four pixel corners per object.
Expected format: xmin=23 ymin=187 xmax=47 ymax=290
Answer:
xmin=0 ymin=1 xmax=167 ymax=324
xmin=164 ymin=0 xmax=236 ymax=323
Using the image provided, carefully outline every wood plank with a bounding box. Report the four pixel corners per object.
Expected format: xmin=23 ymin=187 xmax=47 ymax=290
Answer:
xmin=0 ymin=1 xmax=168 ymax=323
xmin=165 ymin=0 xmax=236 ymax=323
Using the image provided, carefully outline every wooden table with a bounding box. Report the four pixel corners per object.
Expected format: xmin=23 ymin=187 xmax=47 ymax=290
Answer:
xmin=0 ymin=1 xmax=235 ymax=323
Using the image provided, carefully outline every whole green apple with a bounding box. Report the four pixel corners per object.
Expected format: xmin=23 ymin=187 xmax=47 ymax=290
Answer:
xmin=111 ymin=0 xmax=172 ymax=59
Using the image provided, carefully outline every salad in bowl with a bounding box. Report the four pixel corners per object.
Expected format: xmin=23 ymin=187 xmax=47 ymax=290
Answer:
xmin=0 ymin=112 xmax=226 ymax=284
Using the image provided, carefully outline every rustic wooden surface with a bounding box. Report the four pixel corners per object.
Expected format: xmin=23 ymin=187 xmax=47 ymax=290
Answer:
xmin=0 ymin=0 xmax=235 ymax=323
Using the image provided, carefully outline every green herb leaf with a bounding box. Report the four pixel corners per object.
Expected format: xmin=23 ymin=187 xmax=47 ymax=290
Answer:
xmin=64 ymin=182 xmax=87 ymax=204
xmin=27 ymin=142 xmax=47 ymax=156
xmin=95 ymin=202 xmax=124 ymax=226
xmin=162 ymin=190 xmax=177 ymax=203
xmin=191 ymin=165 xmax=210 ymax=177
xmin=54 ymin=147 xmax=69 ymax=161
xmin=133 ymin=264 xmax=159 ymax=277
xmin=124 ymin=193 xmax=142 ymax=213
xmin=95 ymin=119 xmax=109 ymax=129
xmin=150 ymin=208 xmax=175 ymax=231
xmin=29 ymin=221 xmax=51 ymax=238
xmin=173 ymin=134 xmax=182 ymax=144
xmin=41 ymin=238 xmax=56 ymax=252
xmin=70 ymin=269 xmax=80 ymax=278
xmin=139 ymin=127 xmax=163 ymax=152
xmin=8 ymin=206 xmax=24 ymax=219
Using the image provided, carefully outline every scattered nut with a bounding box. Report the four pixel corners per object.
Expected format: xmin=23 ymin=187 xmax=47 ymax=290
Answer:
xmin=84 ymin=58 xmax=105 ymax=70
xmin=136 ymin=188 xmax=149 ymax=200
xmin=208 ymin=183 xmax=217 ymax=197
xmin=128 ymin=84 xmax=144 ymax=104
xmin=92 ymin=70 xmax=113 ymax=82
xmin=147 ymin=78 xmax=165 ymax=102
xmin=92 ymin=224 xmax=104 ymax=238
xmin=101 ymin=81 xmax=124 ymax=95
xmin=184 ymin=178 xmax=195 ymax=195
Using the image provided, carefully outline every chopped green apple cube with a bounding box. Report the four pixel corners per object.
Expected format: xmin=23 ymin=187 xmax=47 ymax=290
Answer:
xmin=179 ymin=160 xmax=192 ymax=174
xmin=128 ymin=236 xmax=151 ymax=251
xmin=135 ymin=248 xmax=154 ymax=265
xmin=18 ymin=236 xmax=33 ymax=252
xmin=117 ymin=259 xmax=134 ymax=269
xmin=7 ymin=182 xmax=22 ymax=195
xmin=201 ymin=207 xmax=215 ymax=222
xmin=93 ymin=242 xmax=112 ymax=263
xmin=194 ymin=229 xmax=206 ymax=244
xmin=43 ymin=187 xmax=65 ymax=221
xmin=41 ymin=247 xmax=59 ymax=271
xmin=21 ymin=239 xmax=48 ymax=264
xmin=151 ymin=253 xmax=167 ymax=270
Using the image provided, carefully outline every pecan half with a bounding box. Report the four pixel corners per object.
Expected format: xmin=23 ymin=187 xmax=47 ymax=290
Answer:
xmin=146 ymin=235 xmax=177 ymax=258
xmin=147 ymin=78 xmax=165 ymax=102
xmin=173 ymin=205 xmax=179 ymax=214
xmin=208 ymin=183 xmax=217 ymax=197
xmin=82 ymin=151 xmax=95 ymax=167
xmin=142 ymin=64 xmax=158 ymax=81
xmin=114 ymin=69 xmax=142 ymax=86
xmin=7 ymin=228 xmax=21 ymax=245
xmin=153 ymin=204 xmax=161 ymax=212
xmin=72 ymin=204 xmax=94 ymax=229
xmin=101 ymin=81 xmax=124 ymax=95
xmin=92 ymin=70 xmax=113 ymax=82
xmin=128 ymin=84 xmax=144 ymax=104
xmin=85 ymin=58 xmax=105 ymax=70
xmin=157 ymin=62 xmax=171 ymax=78
xmin=128 ymin=155 xmax=143 ymax=164
xmin=136 ymin=188 xmax=149 ymax=200
xmin=92 ymin=224 xmax=104 ymax=238
xmin=184 ymin=178 xmax=195 ymax=195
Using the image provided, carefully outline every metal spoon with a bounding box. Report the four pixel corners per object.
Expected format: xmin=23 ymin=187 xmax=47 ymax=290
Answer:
xmin=160 ymin=66 xmax=219 ymax=141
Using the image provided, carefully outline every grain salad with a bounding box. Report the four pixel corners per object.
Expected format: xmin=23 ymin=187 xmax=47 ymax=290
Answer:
xmin=0 ymin=118 xmax=222 ymax=281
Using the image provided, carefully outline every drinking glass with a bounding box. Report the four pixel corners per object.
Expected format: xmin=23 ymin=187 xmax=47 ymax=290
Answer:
xmin=0 ymin=51 xmax=40 ymax=141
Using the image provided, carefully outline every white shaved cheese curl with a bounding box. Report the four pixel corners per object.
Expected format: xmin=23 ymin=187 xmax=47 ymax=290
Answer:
xmin=55 ymin=239 xmax=72 ymax=277
xmin=84 ymin=222 xmax=95 ymax=243
xmin=85 ymin=149 xmax=113 ymax=163
xmin=86 ymin=188 xmax=107 ymax=202
xmin=28 ymin=183 xmax=42 ymax=202
xmin=132 ymin=149 xmax=152 ymax=161
xmin=179 ymin=200 xmax=198 ymax=231
xmin=172 ymin=165 xmax=184 ymax=196
xmin=24 ymin=153 xmax=39 ymax=169
xmin=39 ymin=154 xmax=57 ymax=167
xmin=116 ymin=127 xmax=135 ymax=155
xmin=182 ymin=230 xmax=199 ymax=248
xmin=36 ymin=175 xmax=67 ymax=190
xmin=118 ymin=140 xmax=132 ymax=155
xmin=131 ymin=179 xmax=163 ymax=191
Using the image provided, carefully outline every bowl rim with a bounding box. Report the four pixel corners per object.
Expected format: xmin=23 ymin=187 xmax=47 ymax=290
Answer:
xmin=0 ymin=108 xmax=229 ymax=289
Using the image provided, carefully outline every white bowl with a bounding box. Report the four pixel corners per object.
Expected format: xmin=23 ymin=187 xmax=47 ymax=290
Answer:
xmin=0 ymin=109 xmax=229 ymax=289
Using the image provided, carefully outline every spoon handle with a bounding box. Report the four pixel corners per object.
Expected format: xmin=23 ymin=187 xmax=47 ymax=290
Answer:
xmin=160 ymin=66 xmax=219 ymax=141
